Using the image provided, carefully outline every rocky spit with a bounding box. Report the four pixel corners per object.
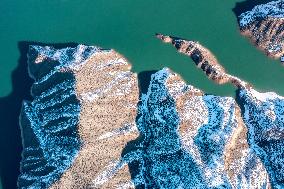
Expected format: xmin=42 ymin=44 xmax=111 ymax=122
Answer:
xmin=237 ymin=0 xmax=284 ymax=62
xmin=155 ymin=33 xmax=250 ymax=88
xmin=18 ymin=40 xmax=284 ymax=188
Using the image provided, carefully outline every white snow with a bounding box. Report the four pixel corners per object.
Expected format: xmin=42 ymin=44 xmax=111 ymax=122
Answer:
xmin=239 ymin=0 xmax=284 ymax=27
xmin=91 ymin=160 xmax=125 ymax=187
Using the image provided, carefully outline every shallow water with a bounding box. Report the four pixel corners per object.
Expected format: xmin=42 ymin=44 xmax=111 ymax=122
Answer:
xmin=0 ymin=0 xmax=284 ymax=188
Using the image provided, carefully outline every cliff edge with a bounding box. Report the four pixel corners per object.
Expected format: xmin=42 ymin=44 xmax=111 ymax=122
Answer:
xmin=18 ymin=45 xmax=139 ymax=188
xmin=157 ymin=33 xmax=284 ymax=188
xmin=18 ymin=41 xmax=284 ymax=188
xmin=237 ymin=0 xmax=284 ymax=62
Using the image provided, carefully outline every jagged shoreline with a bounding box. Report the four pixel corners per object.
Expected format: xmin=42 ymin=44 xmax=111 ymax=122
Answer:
xmin=18 ymin=39 xmax=284 ymax=188
xmin=156 ymin=33 xmax=284 ymax=188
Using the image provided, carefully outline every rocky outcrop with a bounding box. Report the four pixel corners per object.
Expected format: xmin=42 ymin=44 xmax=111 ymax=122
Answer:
xmin=237 ymin=0 xmax=284 ymax=61
xmin=239 ymin=88 xmax=284 ymax=187
xmin=157 ymin=33 xmax=284 ymax=188
xmin=19 ymin=41 xmax=284 ymax=188
xmin=124 ymin=68 xmax=270 ymax=188
xmin=19 ymin=45 xmax=139 ymax=188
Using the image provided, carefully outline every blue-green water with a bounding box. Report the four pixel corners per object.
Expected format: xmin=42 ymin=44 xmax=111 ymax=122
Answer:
xmin=1 ymin=0 xmax=283 ymax=97
xmin=0 ymin=0 xmax=283 ymax=188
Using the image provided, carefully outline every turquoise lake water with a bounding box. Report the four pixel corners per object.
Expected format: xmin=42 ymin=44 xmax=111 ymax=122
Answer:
xmin=0 ymin=0 xmax=283 ymax=188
